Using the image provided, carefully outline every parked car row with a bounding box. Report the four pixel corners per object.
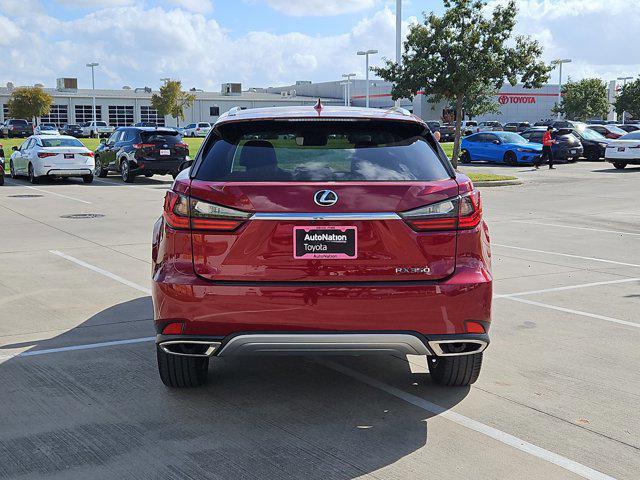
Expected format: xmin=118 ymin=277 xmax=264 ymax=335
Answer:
xmin=5 ymin=127 xmax=191 ymax=184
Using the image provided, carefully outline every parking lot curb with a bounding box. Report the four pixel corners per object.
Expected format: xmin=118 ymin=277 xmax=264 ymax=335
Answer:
xmin=474 ymin=179 xmax=522 ymax=187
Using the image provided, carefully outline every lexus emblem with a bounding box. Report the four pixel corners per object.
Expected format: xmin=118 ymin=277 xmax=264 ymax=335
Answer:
xmin=314 ymin=190 xmax=338 ymax=207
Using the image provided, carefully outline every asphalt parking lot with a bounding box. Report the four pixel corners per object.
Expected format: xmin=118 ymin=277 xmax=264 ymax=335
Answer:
xmin=0 ymin=162 xmax=638 ymax=480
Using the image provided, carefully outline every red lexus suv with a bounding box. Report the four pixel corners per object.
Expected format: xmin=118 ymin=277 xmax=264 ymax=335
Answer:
xmin=152 ymin=105 xmax=492 ymax=388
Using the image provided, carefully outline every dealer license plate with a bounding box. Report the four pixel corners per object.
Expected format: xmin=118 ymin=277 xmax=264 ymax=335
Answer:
xmin=160 ymin=149 xmax=170 ymax=156
xmin=293 ymin=226 xmax=357 ymax=259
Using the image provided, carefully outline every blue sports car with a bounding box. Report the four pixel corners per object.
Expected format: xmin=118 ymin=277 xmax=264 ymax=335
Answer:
xmin=460 ymin=131 xmax=542 ymax=165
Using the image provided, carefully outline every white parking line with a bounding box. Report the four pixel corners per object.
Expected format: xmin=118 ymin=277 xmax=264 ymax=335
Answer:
xmin=49 ymin=250 xmax=151 ymax=294
xmin=323 ymin=360 xmax=617 ymax=480
xmin=495 ymin=276 xmax=640 ymax=298
xmin=0 ymin=337 xmax=155 ymax=361
xmin=5 ymin=182 xmax=93 ymax=204
xmin=504 ymin=297 xmax=639 ymax=329
xmin=512 ymin=220 xmax=640 ymax=237
xmin=493 ymin=244 xmax=640 ymax=268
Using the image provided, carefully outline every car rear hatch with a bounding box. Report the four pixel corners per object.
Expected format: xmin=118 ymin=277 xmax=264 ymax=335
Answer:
xmin=165 ymin=119 xmax=480 ymax=283
xmin=134 ymin=130 xmax=188 ymax=164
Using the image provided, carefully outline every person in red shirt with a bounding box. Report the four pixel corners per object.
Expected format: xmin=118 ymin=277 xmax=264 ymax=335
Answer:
xmin=536 ymin=126 xmax=556 ymax=169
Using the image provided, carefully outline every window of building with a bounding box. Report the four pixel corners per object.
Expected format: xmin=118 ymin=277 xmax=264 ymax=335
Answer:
xmin=209 ymin=106 xmax=220 ymax=117
xmin=2 ymin=104 xmax=9 ymax=121
xmin=108 ymin=105 xmax=134 ymax=127
xmin=75 ymin=104 xmax=102 ymax=124
xmin=140 ymin=106 xmax=165 ymax=126
xmin=41 ymin=104 xmax=69 ymax=126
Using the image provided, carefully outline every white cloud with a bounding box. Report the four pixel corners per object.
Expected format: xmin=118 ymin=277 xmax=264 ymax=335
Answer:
xmin=167 ymin=0 xmax=214 ymax=14
xmin=264 ymin=0 xmax=376 ymax=16
xmin=485 ymin=0 xmax=640 ymax=82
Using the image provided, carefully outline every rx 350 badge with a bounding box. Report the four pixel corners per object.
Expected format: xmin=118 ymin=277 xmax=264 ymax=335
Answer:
xmin=395 ymin=266 xmax=431 ymax=274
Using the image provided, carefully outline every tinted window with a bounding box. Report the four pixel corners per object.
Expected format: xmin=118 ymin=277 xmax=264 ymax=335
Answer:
xmin=96 ymin=122 xmax=107 ymax=126
xmin=140 ymin=131 xmax=182 ymax=144
xmin=10 ymin=120 xmax=29 ymax=126
xmin=495 ymin=132 xmax=528 ymax=144
xmin=41 ymin=138 xmax=84 ymax=147
xmin=196 ymin=121 xmax=449 ymax=182
xmin=198 ymin=123 xmax=210 ymax=128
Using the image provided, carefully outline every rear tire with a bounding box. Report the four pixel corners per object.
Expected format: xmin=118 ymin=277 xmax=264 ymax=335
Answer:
xmin=157 ymin=346 xmax=209 ymax=388
xmin=504 ymin=151 xmax=517 ymax=166
xmin=10 ymin=160 xmax=17 ymax=179
xmin=94 ymin=158 xmax=108 ymax=178
xmin=121 ymin=159 xmax=134 ymax=183
xmin=428 ymin=353 xmax=483 ymax=386
xmin=28 ymin=164 xmax=39 ymax=184
xmin=613 ymin=162 xmax=627 ymax=170
xmin=460 ymin=150 xmax=472 ymax=163
xmin=0 ymin=172 xmax=4 ymax=186
xmin=82 ymin=175 xmax=94 ymax=184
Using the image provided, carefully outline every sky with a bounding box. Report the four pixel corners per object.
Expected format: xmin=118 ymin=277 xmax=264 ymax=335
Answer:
xmin=0 ymin=0 xmax=638 ymax=91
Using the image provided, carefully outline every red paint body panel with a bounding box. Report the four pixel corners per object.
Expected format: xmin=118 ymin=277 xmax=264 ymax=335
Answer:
xmin=151 ymin=110 xmax=492 ymax=340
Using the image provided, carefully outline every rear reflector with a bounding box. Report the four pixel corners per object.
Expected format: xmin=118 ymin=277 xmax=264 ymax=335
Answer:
xmin=465 ymin=321 xmax=486 ymax=334
xmin=163 ymin=191 xmax=252 ymax=232
xmin=400 ymin=190 xmax=482 ymax=232
xmin=162 ymin=322 xmax=183 ymax=335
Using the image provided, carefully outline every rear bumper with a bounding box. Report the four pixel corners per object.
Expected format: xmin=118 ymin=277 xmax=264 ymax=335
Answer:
xmin=152 ymin=265 xmax=492 ymax=337
xmin=44 ymin=168 xmax=93 ymax=177
xmin=156 ymin=332 xmax=490 ymax=358
xmin=132 ymin=159 xmax=184 ymax=173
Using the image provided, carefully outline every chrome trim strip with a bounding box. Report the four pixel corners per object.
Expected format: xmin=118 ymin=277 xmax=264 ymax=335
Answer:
xmin=159 ymin=340 xmax=221 ymax=357
xmin=252 ymin=212 xmax=401 ymax=221
xmin=427 ymin=339 xmax=487 ymax=356
xmin=217 ymin=333 xmax=430 ymax=356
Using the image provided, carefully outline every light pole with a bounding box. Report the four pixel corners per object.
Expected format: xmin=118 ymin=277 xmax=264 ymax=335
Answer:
xmin=340 ymin=81 xmax=349 ymax=106
xmin=342 ymin=73 xmax=356 ymax=107
xmin=357 ymin=49 xmax=378 ymax=108
xmin=617 ymin=76 xmax=632 ymax=123
xmin=395 ymin=0 xmax=402 ymax=107
xmin=86 ymin=62 xmax=99 ymax=135
xmin=551 ymin=58 xmax=571 ymax=119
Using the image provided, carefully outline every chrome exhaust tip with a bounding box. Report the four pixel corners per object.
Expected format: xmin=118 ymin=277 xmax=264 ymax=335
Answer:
xmin=159 ymin=341 xmax=221 ymax=357
xmin=427 ymin=339 xmax=488 ymax=356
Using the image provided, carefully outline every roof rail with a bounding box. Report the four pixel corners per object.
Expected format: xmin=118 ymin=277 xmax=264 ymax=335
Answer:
xmin=386 ymin=106 xmax=411 ymax=116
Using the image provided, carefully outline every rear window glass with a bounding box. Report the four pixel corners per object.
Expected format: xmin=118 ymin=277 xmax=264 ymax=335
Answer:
xmin=198 ymin=123 xmax=210 ymax=127
xmin=96 ymin=122 xmax=107 ymax=126
xmin=140 ymin=131 xmax=182 ymax=144
xmin=10 ymin=120 xmax=29 ymax=126
xmin=41 ymin=138 xmax=84 ymax=147
xmin=621 ymin=131 xmax=640 ymax=140
xmin=196 ymin=121 xmax=449 ymax=182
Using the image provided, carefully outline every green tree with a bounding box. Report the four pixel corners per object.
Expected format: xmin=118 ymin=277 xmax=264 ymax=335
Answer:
xmin=151 ymin=80 xmax=196 ymax=127
xmin=614 ymin=77 xmax=640 ymax=121
xmin=461 ymin=83 xmax=501 ymax=119
xmin=374 ymin=0 xmax=551 ymax=167
xmin=552 ymin=78 xmax=609 ymax=121
xmin=7 ymin=86 xmax=52 ymax=124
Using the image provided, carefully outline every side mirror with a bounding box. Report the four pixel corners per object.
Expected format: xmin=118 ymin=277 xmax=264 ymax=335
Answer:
xmin=100 ymin=138 xmax=107 ymax=144
xmin=12 ymin=146 xmax=18 ymax=151
xmin=180 ymin=159 xmax=194 ymax=171
xmin=493 ymin=140 xmax=500 ymax=145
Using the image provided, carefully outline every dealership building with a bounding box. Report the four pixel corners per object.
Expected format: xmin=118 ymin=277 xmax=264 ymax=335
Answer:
xmin=0 ymin=77 xmax=622 ymax=127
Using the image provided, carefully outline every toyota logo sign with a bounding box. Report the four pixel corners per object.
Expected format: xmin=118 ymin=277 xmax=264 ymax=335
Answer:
xmin=314 ymin=190 xmax=338 ymax=207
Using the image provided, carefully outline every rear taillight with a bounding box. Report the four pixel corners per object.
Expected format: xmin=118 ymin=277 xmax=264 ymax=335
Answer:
xmin=37 ymin=152 xmax=56 ymax=158
xmin=79 ymin=151 xmax=94 ymax=157
xmin=176 ymin=142 xmax=188 ymax=149
xmin=133 ymin=143 xmax=155 ymax=149
xmin=400 ymin=190 xmax=482 ymax=232
xmin=629 ymin=144 xmax=640 ymax=149
xmin=163 ymin=191 xmax=252 ymax=232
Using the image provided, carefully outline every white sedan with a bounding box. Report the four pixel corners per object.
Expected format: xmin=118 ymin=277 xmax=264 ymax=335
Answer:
xmin=9 ymin=135 xmax=95 ymax=183
xmin=34 ymin=123 xmax=60 ymax=135
xmin=605 ymin=131 xmax=640 ymax=170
